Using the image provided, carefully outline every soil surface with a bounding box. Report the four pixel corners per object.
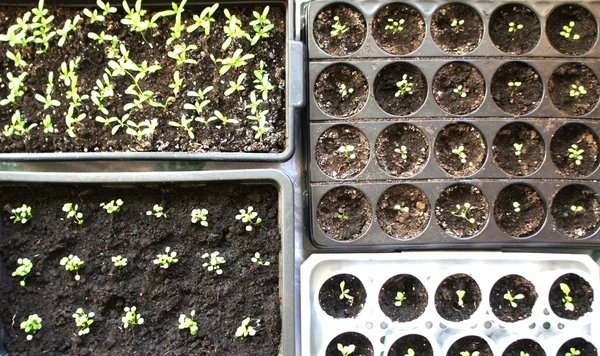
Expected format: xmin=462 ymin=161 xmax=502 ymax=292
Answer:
xmin=447 ymin=336 xmax=493 ymax=356
xmin=434 ymin=273 xmax=481 ymax=322
xmin=0 ymin=183 xmax=282 ymax=355
xmin=493 ymin=122 xmax=545 ymax=177
xmin=317 ymin=187 xmax=372 ymax=241
xmin=315 ymin=125 xmax=370 ymax=179
xmin=314 ymin=63 xmax=368 ymax=117
xmin=549 ymin=63 xmax=600 ymax=116
xmin=489 ymin=4 xmax=541 ymax=55
xmin=431 ymin=3 xmax=483 ymax=54
xmin=388 ymin=334 xmax=433 ymax=356
xmin=489 ymin=274 xmax=538 ymax=323
xmin=435 ymin=184 xmax=489 ymax=239
xmin=325 ymin=332 xmax=374 ymax=356
xmin=549 ymin=273 xmax=594 ymax=320
xmin=374 ymin=62 xmax=426 ymax=116
xmin=552 ymin=184 xmax=600 ymax=239
xmin=318 ymin=274 xmax=366 ymax=319
xmin=550 ymin=123 xmax=599 ymax=177
xmin=494 ymin=184 xmax=546 ymax=238
xmin=435 ymin=123 xmax=487 ymax=177
xmin=491 ymin=62 xmax=543 ymax=115
xmin=313 ymin=4 xmax=366 ymax=56
xmin=375 ymin=123 xmax=429 ymax=178
xmin=433 ymin=62 xmax=485 ymax=115
xmin=547 ymin=4 xmax=598 ymax=56
xmin=376 ymin=185 xmax=430 ymax=240
xmin=372 ymin=3 xmax=425 ymax=55
xmin=557 ymin=338 xmax=598 ymax=356
xmin=0 ymin=4 xmax=287 ymax=154
xmin=503 ymin=339 xmax=546 ymax=356
xmin=378 ymin=274 xmax=428 ymax=323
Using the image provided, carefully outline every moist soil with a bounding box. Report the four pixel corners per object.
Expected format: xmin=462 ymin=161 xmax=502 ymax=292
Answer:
xmin=372 ymin=3 xmax=425 ymax=55
xmin=447 ymin=336 xmax=493 ymax=356
xmin=503 ymin=339 xmax=546 ymax=356
xmin=374 ymin=62 xmax=427 ymax=116
xmin=493 ymin=184 xmax=546 ymax=238
xmin=549 ymin=63 xmax=600 ymax=116
xmin=388 ymin=335 xmax=433 ymax=356
xmin=493 ymin=122 xmax=545 ymax=177
xmin=435 ymin=184 xmax=489 ymax=239
xmin=552 ymin=184 xmax=600 ymax=239
xmin=550 ymin=123 xmax=599 ymax=177
xmin=489 ymin=4 xmax=541 ymax=55
xmin=433 ymin=62 xmax=485 ymax=115
xmin=0 ymin=183 xmax=282 ymax=355
xmin=489 ymin=274 xmax=538 ymax=322
xmin=378 ymin=274 xmax=428 ymax=323
xmin=313 ymin=3 xmax=367 ymax=56
xmin=431 ymin=3 xmax=483 ymax=54
xmin=434 ymin=123 xmax=487 ymax=177
xmin=325 ymin=332 xmax=374 ymax=356
xmin=375 ymin=123 xmax=429 ymax=178
xmin=318 ymin=274 xmax=366 ymax=319
xmin=434 ymin=273 xmax=482 ymax=322
xmin=317 ymin=187 xmax=372 ymax=241
xmin=549 ymin=273 xmax=594 ymax=320
xmin=0 ymin=4 xmax=287 ymax=154
xmin=315 ymin=125 xmax=370 ymax=179
xmin=376 ymin=185 xmax=430 ymax=240
xmin=557 ymin=338 xmax=598 ymax=356
xmin=547 ymin=4 xmax=598 ymax=56
xmin=491 ymin=62 xmax=543 ymax=115
xmin=314 ymin=63 xmax=368 ymax=117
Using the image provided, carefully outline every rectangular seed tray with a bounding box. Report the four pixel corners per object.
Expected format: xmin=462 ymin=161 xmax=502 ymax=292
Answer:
xmin=306 ymin=0 xmax=600 ymax=59
xmin=0 ymin=169 xmax=294 ymax=356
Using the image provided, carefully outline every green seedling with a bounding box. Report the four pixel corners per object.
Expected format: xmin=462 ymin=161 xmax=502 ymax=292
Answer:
xmin=187 ymin=3 xmax=219 ymax=35
xmin=560 ymin=21 xmax=580 ymax=40
xmin=566 ymin=348 xmax=581 ymax=356
xmin=521 ymin=352 xmax=530 ymax=356
xmin=225 ymin=73 xmax=246 ymax=96
xmin=560 ymin=283 xmax=575 ymax=311
xmin=83 ymin=7 xmax=105 ymax=23
xmin=35 ymin=72 xmax=61 ymax=110
xmin=452 ymin=145 xmax=467 ymax=163
xmin=202 ymin=251 xmax=226 ymax=275
xmin=338 ymin=83 xmax=354 ymax=99
xmin=235 ymin=206 xmax=262 ymax=231
xmin=394 ymin=205 xmax=409 ymax=213
xmin=396 ymin=74 xmax=414 ymax=96
xmin=571 ymin=205 xmax=584 ymax=213
xmin=252 ymin=119 xmax=271 ymax=142
xmin=406 ymin=348 xmax=415 ymax=356
xmin=513 ymin=202 xmax=521 ymax=213
xmin=504 ymin=291 xmax=525 ymax=308
xmin=249 ymin=6 xmax=274 ymax=45
xmin=395 ymin=145 xmax=408 ymax=160
xmin=570 ymin=84 xmax=587 ymax=99
xmin=508 ymin=22 xmax=523 ymax=33
xmin=253 ymin=61 xmax=275 ymax=100
xmin=461 ymin=352 xmax=480 ymax=356
xmin=452 ymin=203 xmax=475 ymax=224
xmin=170 ymin=71 xmax=183 ymax=96
xmin=60 ymin=254 xmax=84 ymax=281
xmin=251 ymin=252 xmax=270 ymax=266
xmin=100 ymin=199 xmax=123 ymax=213
xmin=98 ymin=0 xmax=117 ymax=16
xmin=42 ymin=115 xmax=54 ymax=133
xmin=235 ymin=317 xmax=259 ymax=338
xmin=122 ymin=306 xmax=144 ymax=328
xmin=214 ymin=49 xmax=254 ymax=75
xmin=451 ymin=19 xmax=465 ymax=29
xmin=20 ymin=314 xmax=42 ymax=341
xmin=178 ymin=310 xmax=198 ymax=335
xmin=337 ymin=212 xmax=348 ymax=220
xmin=385 ymin=18 xmax=405 ymax=33
xmin=168 ymin=116 xmax=195 ymax=139
xmin=331 ymin=16 xmax=348 ymax=38
xmin=112 ymin=255 xmax=127 ymax=267
xmin=191 ymin=208 xmax=209 ymax=226
xmin=395 ymin=292 xmax=406 ymax=307
xmin=12 ymin=257 xmax=33 ymax=287
xmin=508 ymin=81 xmax=522 ymax=96
xmin=125 ymin=119 xmax=158 ymax=142
xmin=246 ymin=91 xmax=263 ymax=114
xmin=338 ymin=343 xmax=356 ymax=356
xmin=3 ymin=110 xmax=38 ymax=137
xmin=168 ymin=44 xmax=198 ymax=66
xmin=514 ymin=143 xmax=523 ymax=156
xmin=222 ymin=8 xmax=249 ymax=50
xmin=338 ymin=145 xmax=356 ymax=159
xmin=339 ymin=280 xmax=354 ymax=305
xmin=153 ymin=247 xmax=178 ymax=269
xmin=7 ymin=50 xmax=27 ymax=67
xmin=10 ymin=204 xmax=32 ymax=224
xmin=568 ymin=144 xmax=584 ymax=165
xmin=73 ymin=308 xmax=95 ymax=336
xmin=453 ymin=84 xmax=468 ymax=98
xmin=209 ymin=110 xmax=239 ymax=126
xmin=456 ymin=289 xmax=466 ymax=307
xmin=62 ymin=203 xmax=84 ymax=224
xmin=1 ymin=72 xmax=28 ymax=106
xmin=146 ymin=204 xmax=167 ymax=218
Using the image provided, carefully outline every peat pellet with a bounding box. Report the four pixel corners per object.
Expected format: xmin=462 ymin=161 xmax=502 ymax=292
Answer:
xmin=376 ymin=185 xmax=430 ymax=240
xmin=435 ymin=184 xmax=489 ymax=239
xmin=548 ymin=63 xmax=600 ymax=117
xmin=434 ymin=123 xmax=487 ymax=177
xmin=491 ymin=62 xmax=543 ymax=116
xmin=550 ymin=123 xmax=599 ymax=177
xmin=374 ymin=62 xmax=427 ymax=116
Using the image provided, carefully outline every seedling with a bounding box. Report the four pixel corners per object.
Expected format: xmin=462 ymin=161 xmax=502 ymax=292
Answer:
xmin=98 ymin=0 xmax=117 ymax=16
xmin=209 ymin=110 xmax=239 ymax=126
xmin=60 ymin=254 xmax=84 ymax=281
xmin=451 ymin=19 xmax=465 ymax=30
xmin=3 ymin=110 xmax=38 ymax=137
xmin=395 ymin=292 xmax=406 ymax=306
xmin=168 ymin=44 xmax=198 ymax=66
xmin=338 ymin=344 xmax=356 ymax=356
xmin=73 ymin=308 xmax=95 ymax=336
xmin=168 ymin=116 xmax=195 ymax=139
xmin=20 ymin=314 xmax=42 ymax=341
xmin=513 ymin=202 xmax=521 ymax=213
xmin=235 ymin=206 xmax=262 ymax=231
xmin=456 ymin=289 xmax=466 ymax=307
xmin=560 ymin=21 xmax=581 ymax=40
xmin=560 ymin=283 xmax=575 ymax=311
xmin=452 ymin=203 xmax=476 ymax=224
xmin=225 ymin=73 xmax=246 ymax=96
xmin=394 ymin=205 xmax=409 ymax=213
xmin=339 ymin=280 xmax=354 ymax=305
xmin=337 ymin=212 xmax=349 ymax=220
xmin=0 ymin=72 xmax=28 ymax=106
xmin=453 ymin=84 xmax=468 ymax=98
xmin=504 ymin=291 xmax=525 ymax=308
xmin=385 ymin=18 xmax=405 ymax=33
xmin=405 ymin=349 xmax=415 ymax=356
xmin=508 ymin=22 xmax=524 ymax=33
xmin=331 ymin=16 xmax=348 ymax=38
xmin=508 ymin=81 xmax=522 ymax=96
xmin=521 ymin=352 xmax=530 ymax=356
xmin=125 ymin=119 xmax=158 ymax=142
xmin=191 ymin=208 xmax=209 ymax=226
xmin=83 ymin=7 xmax=105 ymax=23
xmin=222 ymin=9 xmax=248 ymax=50
xmin=235 ymin=317 xmax=259 ymax=338
xmin=252 ymin=120 xmax=271 ymax=141
xmin=62 ymin=203 xmax=84 ymax=224
xmin=170 ymin=71 xmax=183 ymax=96
xmin=396 ymin=74 xmax=414 ymax=96
xmin=568 ymin=144 xmax=584 ymax=165
xmin=178 ymin=310 xmax=198 ymax=335
xmin=187 ymin=3 xmax=219 ymax=35
xmin=461 ymin=352 xmax=480 ymax=356
xmin=146 ymin=204 xmax=167 ymax=218
xmin=34 ymin=73 xmax=61 ymax=109
xmin=452 ymin=145 xmax=467 ymax=163
xmin=249 ymin=6 xmax=274 ymax=45
xmin=566 ymin=348 xmax=581 ymax=356
xmin=153 ymin=247 xmax=178 ymax=269
xmin=395 ymin=145 xmax=408 ymax=160
xmin=215 ymin=49 xmax=254 ymax=75
xmin=122 ymin=306 xmax=144 ymax=328
xmin=12 ymin=258 xmax=33 ymax=287
xmin=513 ymin=143 xmax=523 ymax=156
xmin=42 ymin=115 xmax=55 ymax=133
xmin=7 ymin=50 xmax=27 ymax=67
xmin=570 ymin=84 xmax=587 ymax=98
xmin=338 ymin=145 xmax=356 ymax=159
xmin=251 ymin=252 xmax=270 ymax=266
xmin=100 ymin=199 xmax=123 ymax=213
xmin=202 ymin=251 xmax=226 ymax=274
xmin=246 ymin=91 xmax=263 ymax=114
xmin=112 ymin=255 xmax=127 ymax=267
xmin=10 ymin=204 xmax=32 ymax=224
xmin=338 ymin=83 xmax=354 ymax=99
xmin=571 ymin=205 xmax=584 ymax=213
xmin=253 ymin=62 xmax=274 ymax=100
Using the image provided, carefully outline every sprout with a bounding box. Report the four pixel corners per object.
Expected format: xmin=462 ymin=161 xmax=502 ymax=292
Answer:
xmin=456 ymin=289 xmax=466 ymax=307
xmin=504 ymin=291 xmax=525 ymax=308
xmin=222 ymin=9 xmax=249 ymax=50
xmin=235 ymin=317 xmax=259 ymax=338
xmin=570 ymin=84 xmax=587 ymax=99
xmin=395 ymin=145 xmax=408 ymax=160
xmin=568 ymin=144 xmax=584 ymax=166
xmin=215 ymin=49 xmax=254 ymax=75
xmin=170 ymin=71 xmax=183 ymax=96
xmin=396 ymin=74 xmax=414 ymax=97
xmin=513 ymin=143 xmax=523 ymax=156
xmin=451 ymin=19 xmax=465 ymax=28
xmin=405 ymin=348 xmax=415 ymax=356
xmin=235 ymin=206 xmax=262 ymax=231
xmin=395 ymin=292 xmax=406 ymax=306
xmin=453 ymin=84 xmax=468 ymax=98
xmin=7 ymin=50 xmax=27 ymax=68
xmin=338 ymin=145 xmax=356 ymax=159
xmin=331 ymin=16 xmax=348 ymax=38
xmin=10 ymin=204 xmax=32 ymax=224
xmin=521 ymin=352 xmax=530 ymax=356
xmin=191 ymin=208 xmax=209 ymax=226
xmin=451 ymin=203 xmax=476 ymax=224
xmin=566 ymin=348 xmax=581 ymax=356
xmin=253 ymin=61 xmax=275 ymax=100
xmin=338 ymin=344 xmax=356 ymax=356
xmin=508 ymin=22 xmax=524 ymax=33
xmin=60 ymin=254 xmax=84 ymax=281
xmin=111 ymin=255 xmax=128 ymax=267
xmin=225 ymin=73 xmax=247 ymax=96
xmin=338 ymin=83 xmax=354 ymax=99
xmin=122 ymin=306 xmax=144 ymax=328
xmin=337 ymin=212 xmax=349 ymax=220
xmin=560 ymin=283 xmax=574 ymax=311
xmin=249 ymin=6 xmax=274 ymax=45
xmin=560 ymin=21 xmax=580 ymax=40
xmin=3 ymin=110 xmax=38 ymax=137
xmin=187 ymin=3 xmax=219 ymax=35
xmin=571 ymin=205 xmax=584 ymax=213
xmin=385 ymin=18 xmax=405 ymax=33
xmin=72 ymin=308 xmax=95 ymax=336
xmin=20 ymin=314 xmax=42 ymax=341
xmin=178 ymin=310 xmax=198 ymax=335
xmin=513 ymin=202 xmax=521 ymax=213
xmin=452 ymin=145 xmax=467 ymax=163
xmin=168 ymin=116 xmax=195 ymax=139
xmin=508 ymin=81 xmax=522 ymax=96
xmin=209 ymin=110 xmax=239 ymax=126
xmin=42 ymin=115 xmax=55 ymax=133
xmin=153 ymin=247 xmax=178 ymax=269
xmin=125 ymin=119 xmax=158 ymax=142
xmin=339 ymin=280 xmax=354 ymax=305
xmin=62 ymin=203 xmax=84 ymax=224
xmin=83 ymin=7 xmax=105 ymax=23
xmin=0 ymin=72 xmax=28 ymax=106
xmin=168 ymin=44 xmax=198 ymax=66
xmin=100 ymin=199 xmax=123 ymax=213
xmin=251 ymin=252 xmax=270 ymax=266
xmin=146 ymin=204 xmax=167 ymax=218
xmin=12 ymin=257 xmax=33 ymax=287
xmin=202 ymin=251 xmax=226 ymax=274
xmin=394 ymin=205 xmax=409 ymax=213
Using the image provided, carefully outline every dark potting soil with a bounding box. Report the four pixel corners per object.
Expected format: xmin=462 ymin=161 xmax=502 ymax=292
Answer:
xmin=325 ymin=332 xmax=374 ymax=356
xmin=374 ymin=62 xmax=426 ymax=116
xmin=388 ymin=334 xmax=433 ymax=356
xmin=376 ymin=184 xmax=430 ymax=240
xmin=548 ymin=63 xmax=600 ymax=116
xmin=491 ymin=62 xmax=543 ymax=116
xmin=431 ymin=3 xmax=483 ymax=55
xmin=434 ymin=123 xmax=487 ymax=177
xmin=314 ymin=63 xmax=368 ymax=117
xmin=378 ymin=274 xmax=428 ymax=323
xmin=375 ymin=123 xmax=429 ymax=178
xmin=0 ymin=183 xmax=282 ymax=355
xmin=435 ymin=184 xmax=489 ymax=239
xmin=433 ymin=62 xmax=485 ymax=115
xmin=547 ymin=4 xmax=598 ymax=56
xmin=313 ymin=3 xmax=367 ymax=56
xmin=447 ymin=336 xmax=493 ymax=356
xmin=315 ymin=125 xmax=370 ymax=179
xmin=557 ymin=338 xmax=598 ymax=356
xmin=318 ymin=274 xmax=366 ymax=319
xmin=550 ymin=123 xmax=599 ymax=177
xmin=552 ymin=184 xmax=600 ymax=239
xmin=493 ymin=184 xmax=546 ymax=238
xmin=317 ymin=186 xmax=372 ymax=241
xmin=372 ymin=3 xmax=425 ymax=55
xmin=493 ymin=122 xmax=545 ymax=177
xmin=434 ymin=273 xmax=482 ymax=322
xmin=489 ymin=4 xmax=541 ymax=55
xmin=489 ymin=274 xmax=538 ymax=323
xmin=549 ymin=273 xmax=594 ymax=320
xmin=0 ymin=4 xmax=287 ymax=154
xmin=503 ymin=339 xmax=546 ymax=356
